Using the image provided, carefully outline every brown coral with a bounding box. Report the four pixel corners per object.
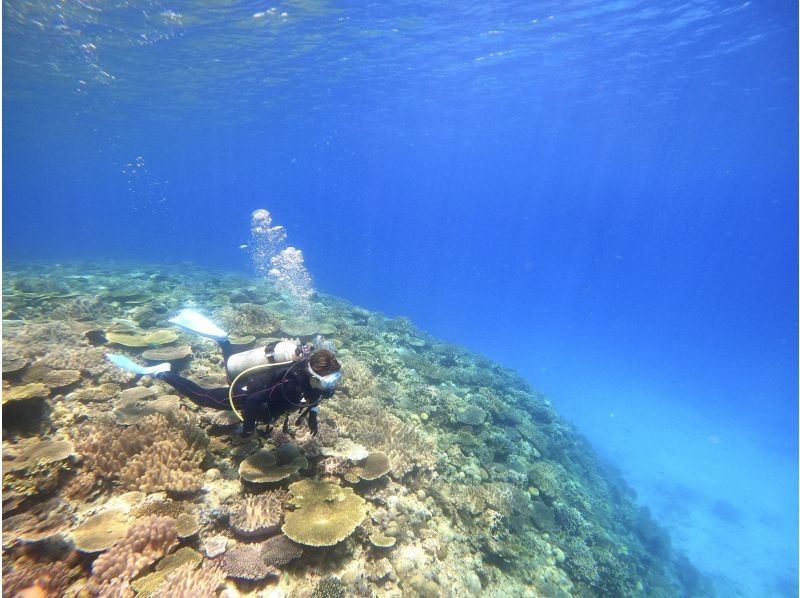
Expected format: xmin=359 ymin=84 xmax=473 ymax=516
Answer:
xmin=354 ymin=451 xmax=391 ymax=481
xmin=72 ymin=509 xmax=130 ymax=553
xmin=330 ymin=398 xmax=437 ymax=478
xmin=228 ymin=493 xmax=283 ymax=538
xmin=1 ymin=561 xmax=81 ymax=598
xmin=119 ymin=439 xmax=204 ymax=494
xmin=87 ymin=516 xmax=178 ymax=595
xmin=73 ymin=411 xmax=208 ymax=494
xmin=151 ymin=562 xmax=226 ymax=598
xmin=130 ymin=547 xmax=203 ymax=597
xmin=218 ymin=544 xmax=278 ymax=581
xmin=239 ymin=449 xmax=306 ymax=483
xmin=260 ymin=534 xmax=303 ymax=567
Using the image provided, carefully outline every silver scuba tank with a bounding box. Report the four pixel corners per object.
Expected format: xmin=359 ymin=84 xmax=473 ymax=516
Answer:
xmin=225 ymin=346 xmax=272 ymax=379
xmin=225 ymin=340 xmax=299 ymax=380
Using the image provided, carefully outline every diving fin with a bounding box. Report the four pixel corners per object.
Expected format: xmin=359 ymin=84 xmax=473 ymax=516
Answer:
xmin=168 ymin=309 xmax=228 ymax=342
xmin=106 ymin=353 xmax=171 ymax=376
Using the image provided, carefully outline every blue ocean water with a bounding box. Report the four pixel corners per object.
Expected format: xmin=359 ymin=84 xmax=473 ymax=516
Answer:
xmin=4 ymin=1 xmax=797 ymax=595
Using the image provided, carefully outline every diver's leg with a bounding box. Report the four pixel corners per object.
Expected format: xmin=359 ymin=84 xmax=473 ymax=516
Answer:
xmin=168 ymin=309 xmax=228 ymax=342
xmin=156 ymin=372 xmax=231 ymax=410
xmin=219 ymin=340 xmax=238 ymax=362
xmin=242 ymin=390 xmax=271 ymax=435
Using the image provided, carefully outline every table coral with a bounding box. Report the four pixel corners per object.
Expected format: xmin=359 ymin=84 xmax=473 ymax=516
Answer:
xmin=3 ymin=438 xmax=75 ymax=472
xmin=282 ymin=479 xmax=367 ymax=547
xmin=2 ymin=382 xmax=49 ymax=403
xmin=354 ymin=451 xmax=391 ymax=481
xmin=239 ymin=448 xmax=306 ymax=483
xmin=71 ymin=509 xmax=131 ymax=553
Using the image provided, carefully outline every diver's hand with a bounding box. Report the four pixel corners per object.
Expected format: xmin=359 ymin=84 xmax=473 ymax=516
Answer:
xmin=308 ymin=410 xmax=319 ymax=436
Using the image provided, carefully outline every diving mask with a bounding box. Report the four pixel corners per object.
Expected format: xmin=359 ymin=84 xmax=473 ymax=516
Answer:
xmin=308 ymin=363 xmax=342 ymax=392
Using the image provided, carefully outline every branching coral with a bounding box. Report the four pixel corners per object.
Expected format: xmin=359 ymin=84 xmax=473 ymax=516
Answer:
xmin=87 ymin=516 xmax=178 ymax=596
xmin=217 ymin=303 xmax=281 ymax=336
xmin=328 ymin=396 xmax=437 ymax=478
xmin=2 ymin=560 xmax=81 ymax=597
xmin=119 ymin=439 xmax=204 ymax=494
xmin=51 ymin=296 xmax=114 ymax=321
xmin=130 ymin=547 xmax=203 ymax=597
xmin=338 ymin=356 xmax=377 ymax=400
xmin=151 ymin=562 xmax=226 ymax=598
xmin=73 ymin=410 xmax=208 ymax=494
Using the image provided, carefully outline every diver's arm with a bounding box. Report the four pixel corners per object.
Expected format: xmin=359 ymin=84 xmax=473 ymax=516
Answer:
xmin=308 ymin=406 xmax=320 ymax=435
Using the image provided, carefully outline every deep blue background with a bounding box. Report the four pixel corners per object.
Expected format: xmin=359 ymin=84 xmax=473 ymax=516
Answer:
xmin=4 ymin=0 xmax=798 ymax=593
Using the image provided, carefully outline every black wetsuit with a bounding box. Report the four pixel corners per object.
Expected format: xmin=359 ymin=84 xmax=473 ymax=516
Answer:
xmin=156 ymin=341 xmax=325 ymax=434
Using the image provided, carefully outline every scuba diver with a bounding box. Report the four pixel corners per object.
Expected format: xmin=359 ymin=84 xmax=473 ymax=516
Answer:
xmin=106 ymin=309 xmax=342 ymax=438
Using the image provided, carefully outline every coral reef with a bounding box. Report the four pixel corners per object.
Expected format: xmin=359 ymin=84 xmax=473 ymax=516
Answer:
xmin=1 ymin=263 xmax=713 ymax=598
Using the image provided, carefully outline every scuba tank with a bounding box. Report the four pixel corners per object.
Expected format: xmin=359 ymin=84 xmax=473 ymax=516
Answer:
xmin=225 ymin=340 xmax=299 ymax=379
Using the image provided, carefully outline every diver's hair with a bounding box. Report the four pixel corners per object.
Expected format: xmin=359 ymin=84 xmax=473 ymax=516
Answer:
xmin=309 ymin=349 xmax=340 ymax=376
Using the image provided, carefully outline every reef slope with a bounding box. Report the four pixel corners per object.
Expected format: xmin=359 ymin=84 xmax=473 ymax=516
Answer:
xmin=2 ymin=261 xmax=713 ymax=597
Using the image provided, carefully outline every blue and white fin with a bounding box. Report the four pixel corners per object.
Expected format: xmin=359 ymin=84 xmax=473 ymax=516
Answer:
xmin=168 ymin=309 xmax=228 ymax=342
xmin=106 ymin=353 xmax=170 ymax=376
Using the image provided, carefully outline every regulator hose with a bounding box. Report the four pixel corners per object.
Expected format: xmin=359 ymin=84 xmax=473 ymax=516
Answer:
xmin=227 ymin=361 xmax=292 ymax=421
